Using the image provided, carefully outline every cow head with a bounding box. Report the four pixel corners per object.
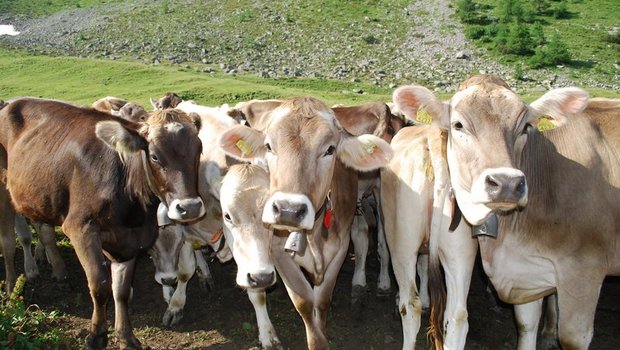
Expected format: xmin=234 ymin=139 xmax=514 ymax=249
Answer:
xmin=150 ymin=225 xmax=184 ymax=289
xmin=119 ymin=102 xmax=149 ymax=123
xmin=393 ymin=74 xmax=589 ymax=225
xmin=218 ymin=96 xmax=392 ymax=232
xmin=150 ymin=92 xmax=183 ymax=110
xmin=96 ymin=108 xmax=206 ymax=222
xmin=220 ymin=164 xmax=276 ymax=289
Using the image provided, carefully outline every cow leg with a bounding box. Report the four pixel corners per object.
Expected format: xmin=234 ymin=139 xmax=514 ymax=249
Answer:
xmin=247 ymin=288 xmax=282 ymax=350
xmin=439 ymin=217 xmax=477 ymax=350
xmin=555 ymin=276 xmax=601 ymax=350
xmin=15 ymin=214 xmax=39 ymax=280
xmin=514 ymin=299 xmax=543 ymax=350
xmin=64 ymin=222 xmax=110 ymax=350
xmin=273 ymin=252 xmax=327 ymax=350
xmin=540 ymin=293 xmax=559 ymax=350
xmin=350 ymin=213 xmax=369 ymax=305
xmin=111 ymin=258 xmax=141 ymax=350
xmin=373 ymin=187 xmax=391 ymax=297
xmin=416 ymin=253 xmax=429 ymax=310
xmin=0 ymin=200 xmax=16 ymax=293
xmin=163 ymin=241 xmax=195 ymax=327
xmin=194 ymin=249 xmax=214 ymax=290
xmin=37 ymin=223 xmax=67 ymax=281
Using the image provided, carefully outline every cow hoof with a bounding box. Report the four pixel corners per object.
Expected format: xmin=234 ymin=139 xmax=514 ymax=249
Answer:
xmin=162 ymin=309 xmax=184 ymax=327
xmin=539 ymin=335 xmax=560 ymax=350
xmin=351 ymin=285 xmax=369 ymax=306
xmin=263 ymin=341 xmax=284 ymax=350
xmin=375 ymin=287 xmax=392 ymax=298
xmin=118 ymin=334 xmax=142 ymax=350
xmin=85 ymin=332 xmax=108 ymax=350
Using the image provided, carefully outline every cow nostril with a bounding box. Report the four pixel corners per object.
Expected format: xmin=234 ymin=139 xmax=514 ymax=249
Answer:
xmin=296 ymin=205 xmax=307 ymax=220
xmin=176 ymin=203 xmax=187 ymax=215
xmin=516 ymin=178 xmax=526 ymax=195
xmin=485 ymin=175 xmax=499 ymax=189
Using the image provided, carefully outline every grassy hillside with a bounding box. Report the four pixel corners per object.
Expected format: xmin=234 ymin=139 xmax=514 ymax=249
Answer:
xmin=0 ymin=48 xmax=396 ymax=107
xmin=459 ymin=0 xmax=619 ymax=82
xmin=0 ymin=0 xmax=125 ymax=17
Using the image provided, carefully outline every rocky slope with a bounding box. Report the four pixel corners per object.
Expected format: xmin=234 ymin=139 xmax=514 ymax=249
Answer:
xmin=0 ymin=0 xmax=616 ymax=93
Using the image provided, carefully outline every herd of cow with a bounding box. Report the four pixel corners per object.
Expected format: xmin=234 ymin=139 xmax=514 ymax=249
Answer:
xmin=0 ymin=74 xmax=618 ymax=350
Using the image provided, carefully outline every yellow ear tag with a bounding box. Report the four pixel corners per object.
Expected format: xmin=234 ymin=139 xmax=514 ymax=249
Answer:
xmin=192 ymin=240 xmax=202 ymax=250
xmin=537 ymin=117 xmax=556 ymax=132
xmin=364 ymin=141 xmax=377 ymax=154
xmin=235 ymin=139 xmax=252 ymax=156
xmin=416 ymin=108 xmax=432 ymax=125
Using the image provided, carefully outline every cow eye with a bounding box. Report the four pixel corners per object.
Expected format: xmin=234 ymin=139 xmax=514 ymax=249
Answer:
xmin=521 ymin=124 xmax=532 ymax=135
xmin=150 ymin=154 xmax=159 ymax=163
xmin=224 ymin=213 xmax=232 ymax=222
xmin=324 ymin=145 xmax=336 ymax=157
xmin=265 ymin=143 xmax=272 ymax=152
xmin=452 ymin=121 xmax=464 ymax=131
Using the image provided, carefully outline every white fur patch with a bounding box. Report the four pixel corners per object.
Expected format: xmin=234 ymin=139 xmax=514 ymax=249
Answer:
xmin=262 ymin=192 xmax=315 ymax=230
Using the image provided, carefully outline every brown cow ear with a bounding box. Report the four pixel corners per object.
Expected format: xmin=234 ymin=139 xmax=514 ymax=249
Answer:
xmin=337 ymin=134 xmax=393 ymax=171
xmin=96 ymin=120 xmax=148 ymax=158
xmin=188 ymin=112 xmax=202 ymax=132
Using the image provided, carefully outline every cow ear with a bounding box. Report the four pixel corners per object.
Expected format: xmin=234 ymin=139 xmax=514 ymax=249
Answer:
xmin=337 ymin=134 xmax=393 ymax=171
xmin=528 ymin=87 xmax=589 ymax=129
xmin=218 ymin=124 xmax=267 ymax=160
xmin=188 ymin=112 xmax=202 ymax=132
xmin=96 ymin=120 xmax=148 ymax=157
xmin=393 ymin=85 xmax=449 ymax=129
xmin=150 ymin=97 xmax=159 ymax=110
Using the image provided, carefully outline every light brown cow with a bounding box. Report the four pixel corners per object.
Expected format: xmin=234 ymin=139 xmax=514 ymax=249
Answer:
xmin=0 ymin=99 xmax=204 ymax=349
xmin=381 ymin=124 xmax=477 ymax=350
xmin=393 ymin=75 xmax=620 ymax=349
xmin=220 ymin=163 xmax=281 ymax=349
xmin=218 ymin=96 xmax=392 ymax=349
xmin=229 ymin=99 xmax=407 ymax=303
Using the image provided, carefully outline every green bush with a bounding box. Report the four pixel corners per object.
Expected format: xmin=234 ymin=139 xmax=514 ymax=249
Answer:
xmin=0 ymin=276 xmax=61 ymax=350
xmin=552 ymin=1 xmax=570 ymax=18
xmin=465 ymin=25 xmax=487 ymax=39
xmin=604 ymin=31 xmax=620 ymax=44
xmin=528 ymin=34 xmax=571 ymax=68
xmin=456 ymin=0 xmax=479 ymax=23
xmin=504 ymin=23 xmax=534 ymax=55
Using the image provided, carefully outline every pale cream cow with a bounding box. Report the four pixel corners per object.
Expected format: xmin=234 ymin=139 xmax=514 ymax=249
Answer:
xmin=218 ymin=96 xmax=392 ymax=349
xmin=394 ymin=75 xmax=620 ymax=349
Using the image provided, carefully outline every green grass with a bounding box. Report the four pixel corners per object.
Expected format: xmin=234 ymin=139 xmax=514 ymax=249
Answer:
xmin=0 ymin=48 xmax=616 ymax=111
xmin=0 ymin=0 xmax=126 ymax=17
xmin=0 ymin=48 xmax=394 ymax=107
xmin=460 ymin=0 xmax=619 ymax=83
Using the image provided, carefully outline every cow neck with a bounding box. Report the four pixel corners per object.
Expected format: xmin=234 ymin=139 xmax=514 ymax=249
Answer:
xmin=140 ymin=150 xmax=165 ymax=203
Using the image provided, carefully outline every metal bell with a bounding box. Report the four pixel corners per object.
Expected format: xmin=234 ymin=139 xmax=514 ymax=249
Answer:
xmin=157 ymin=202 xmax=171 ymax=227
xmin=284 ymin=231 xmax=307 ymax=257
xmin=472 ymin=213 xmax=499 ymax=238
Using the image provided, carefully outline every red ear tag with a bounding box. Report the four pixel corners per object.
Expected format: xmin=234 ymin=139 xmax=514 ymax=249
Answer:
xmin=323 ymin=208 xmax=332 ymax=229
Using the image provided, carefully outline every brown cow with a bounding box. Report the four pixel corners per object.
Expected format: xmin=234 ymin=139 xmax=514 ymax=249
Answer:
xmin=0 ymin=98 xmax=205 ymax=350
xmin=150 ymin=92 xmax=183 ymax=110
xmin=393 ymin=75 xmax=620 ymax=349
xmin=218 ymin=96 xmax=392 ymax=349
xmin=228 ymin=99 xmax=408 ymax=302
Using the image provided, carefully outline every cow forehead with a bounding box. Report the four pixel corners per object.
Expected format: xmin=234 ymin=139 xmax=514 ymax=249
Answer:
xmin=147 ymin=122 xmax=197 ymax=142
xmin=452 ymin=84 xmax=526 ymax=126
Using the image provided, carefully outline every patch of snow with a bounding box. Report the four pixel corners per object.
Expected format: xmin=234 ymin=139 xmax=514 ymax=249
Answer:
xmin=0 ymin=25 xmax=19 ymax=36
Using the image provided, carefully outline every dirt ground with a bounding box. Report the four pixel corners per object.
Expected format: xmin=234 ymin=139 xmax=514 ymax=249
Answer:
xmin=5 ymin=238 xmax=620 ymax=350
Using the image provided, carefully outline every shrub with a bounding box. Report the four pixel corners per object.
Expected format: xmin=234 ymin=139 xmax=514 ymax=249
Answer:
xmin=0 ymin=276 xmax=61 ymax=350
xmin=604 ymin=31 xmax=620 ymax=45
xmin=528 ymin=34 xmax=571 ymax=68
xmin=456 ymin=0 xmax=478 ymax=23
xmin=465 ymin=25 xmax=487 ymax=40
xmin=504 ymin=23 xmax=533 ymax=55
xmin=552 ymin=1 xmax=570 ymax=19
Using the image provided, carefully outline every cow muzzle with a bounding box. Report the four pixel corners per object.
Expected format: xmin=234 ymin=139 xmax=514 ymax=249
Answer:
xmin=262 ymin=192 xmax=315 ymax=230
xmin=471 ymin=167 xmax=528 ymax=210
xmin=167 ymin=197 xmax=206 ymax=222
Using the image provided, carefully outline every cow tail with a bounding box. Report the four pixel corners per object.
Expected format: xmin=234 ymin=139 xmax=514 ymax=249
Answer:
xmin=427 ymin=130 xmax=449 ymax=350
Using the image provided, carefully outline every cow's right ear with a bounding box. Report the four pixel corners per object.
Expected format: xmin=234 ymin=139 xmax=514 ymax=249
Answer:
xmin=393 ymin=85 xmax=449 ymax=129
xmin=96 ymin=120 xmax=148 ymax=157
xmin=217 ymin=124 xmax=267 ymax=160
xmin=150 ymin=97 xmax=160 ymax=110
